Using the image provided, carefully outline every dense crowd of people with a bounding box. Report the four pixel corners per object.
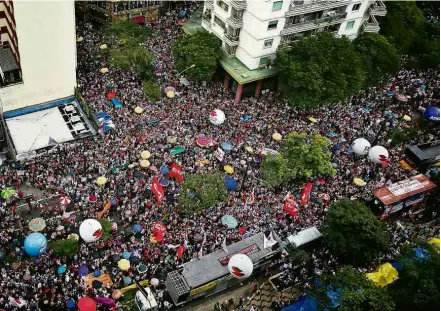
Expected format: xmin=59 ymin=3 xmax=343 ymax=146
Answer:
xmin=0 ymin=4 xmax=439 ymax=311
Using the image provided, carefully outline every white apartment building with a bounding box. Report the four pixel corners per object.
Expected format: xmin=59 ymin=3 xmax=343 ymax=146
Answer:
xmin=200 ymin=0 xmax=387 ymax=103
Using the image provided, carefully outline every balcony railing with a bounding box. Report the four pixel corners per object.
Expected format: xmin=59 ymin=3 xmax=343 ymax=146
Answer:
xmin=281 ymin=12 xmax=347 ymax=35
xmin=231 ymin=0 xmax=247 ymax=10
xmin=205 ymin=0 xmax=214 ymax=10
xmin=369 ymin=0 xmax=387 ymax=17
xmin=226 ymin=15 xmax=244 ymax=28
xmin=286 ymin=0 xmax=351 ymax=17
xmin=202 ymin=18 xmax=212 ymax=29
xmin=223 ymin=34 xmax=240 ymax=46
xmin=362 ymin=15 xmax=380 ymax=32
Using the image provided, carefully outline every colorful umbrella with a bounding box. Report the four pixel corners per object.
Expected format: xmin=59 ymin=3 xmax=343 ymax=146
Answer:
xmin=308 ymin=117 xmax=318 ymax=123
xmin=221 ymin=142 xmax=233 ymax=151
xmin=167 ymin=136 xmax=177 ymax=144
xmin=137 ymin=264 xmax=147 ymax=274
xmin=122 ymin=251 xmax=131 ymax=259
xmin=58 ymin=196 xmax=71 ymax=206
xmin=76 ymin=37 xmax=84 ymax=42
xmin=403 ymin=115 xmax=411 ymax=121
xmin=66 ymin=299 xmax=76 ymax=309
xmin=96 ymin=176 xmax=107 ymax=186
xmin=160 ymin=165 xmax=169 ymax=174
xmin=58 ymin=265 xmax=67 ymax=274
xmin=224 ymin=165 xmax=234 ymax=174
xmin=100 ymin=68 xmax=109 ymax=74
xmin=134 ymin=106 xmax=144 ymax=114
xmin=78 ymin=297 xmax=96 ymax=311
xmin=78 ymin=264 xmax=89 ymax=276
xmin=89 ymin=195 xmax=97 ymax=203
xmin=123 ymin=276 xmax=132 ymax=285
xmin=99 ymin=44 xmax=108 ymax=50
xmin=118 ymin=259 xmax=130 ymax=271
xmin=1 ymin=187 xmax=15 ymax=199
xmin=141 ymin=150 xmax=151 ymax=159
xmin=272 ymin=133 xmax=282 ymax=141
xmin=353 ymin=178 xmax=366 ymax=187
xmin=160 ymin=179 xmax=169 ymax=186
xmin=133 ymin=224 xmax=142 ymax=233
xmin=29 ymin=218 xmax=46 ymax=232
xmin=221 ymin=215 xmax=238 ymax=229
xmin=167 ymin=91 xmax=175 ymax=98
xmin=224 ymin=177 xmax=238 ymax=190
xmin=197 ymin=135 xmax=210 ymax=147
xmin=140 ymin=160 xmax=150 ymax=168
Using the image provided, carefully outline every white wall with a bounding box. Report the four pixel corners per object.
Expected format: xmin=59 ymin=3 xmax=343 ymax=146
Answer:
xmin=338 ymin=0 xmax=371 ymax=39
xmin=0 ymin=0 xmax=77 ymax=112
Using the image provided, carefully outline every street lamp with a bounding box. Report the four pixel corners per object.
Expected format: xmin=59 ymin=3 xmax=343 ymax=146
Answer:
xmin=177 ymin=64 xmax=195 ymax=77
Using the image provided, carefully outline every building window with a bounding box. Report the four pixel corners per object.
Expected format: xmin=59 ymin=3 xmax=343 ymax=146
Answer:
xmin=267 ymin=20 xmax=278 ymax=30
xmin=272 ymin=1 xmax=283 ymax=11
xmin=259 ymin=57 xmax=270 ymax=66
xmin=352 ymin=3 xmax=361 ymax=11
xmin=216 ymin=0 xmax=229 ymax=12
xmin=264 ymin=39 xmax=274 ymax=49
xmin=214 ymin=15 xmax=226 ymax=29
xmin=346 ymin=21 xmax=355 ymax=30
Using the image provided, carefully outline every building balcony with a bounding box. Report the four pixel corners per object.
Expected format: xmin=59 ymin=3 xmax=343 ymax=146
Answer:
xmin=369 ymin=0 xmax=387 ymax=17
xmin=223 ymin=33 xmax=240 ymax=46
xmin=205 ymin=0 xmax=214 ymax=10
xmin=286 ymin=0 xmax=351 ymax=17
xmin=226 ymin=15 xmax=243 ymax=28
xmin=362 ymin=15 xmax=380 ymax=33
xmin=88 ymin=4 xmax=109 ymax=15
xmin=202 ymin=18 xmax=212 ymax=29
xmin=281 ymin=12 xmax=347 ymax=35
xmin=231 ymin=0 xmax=247 ymax=10
xmin=223 ymin=46 xmax=237 ymax=58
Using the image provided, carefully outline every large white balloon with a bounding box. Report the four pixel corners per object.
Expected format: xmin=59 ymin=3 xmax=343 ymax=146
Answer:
xmin=209 ymin=109 xmax=226 ymax=125
xmin=79 ymin=219 xmax=103 ymax=243
xmin=368 ymin=146 xmax=389 ymax=164
xmin=351 ymin=138 xmax=371 ymax=156
xmin=228 ymin=254 xmax=253 ymax=279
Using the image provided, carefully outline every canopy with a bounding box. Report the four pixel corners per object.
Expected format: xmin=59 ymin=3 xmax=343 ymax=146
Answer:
xmin=366 ymin=262 xmax=398 ymax=287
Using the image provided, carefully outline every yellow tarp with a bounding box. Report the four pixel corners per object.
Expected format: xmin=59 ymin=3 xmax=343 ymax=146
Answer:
xmin=120 ymin=280 xmax=149 ymax=294
xmin=428 ymin=238 xmax=440 ymax=252
xmin=366 ymin=263 xmax=398 ymax=287
xmin=85 ymin=273 xmax=113 ymax=286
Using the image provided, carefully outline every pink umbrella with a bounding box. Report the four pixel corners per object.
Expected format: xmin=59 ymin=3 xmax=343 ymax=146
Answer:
xmin=95 ymin=297 xmax=115 ymax=308
xmin=197 ymin=135 xmax=210 ymax=147
xmin=149 ymin=165 xmax=157 ymax=171
xmin=58 ymin=196 xmax=71 ymax=206
xmin=89 ymin=196 xmax=97 ymax=203
xmin=164 ymin=86 xmax=175 ymax=93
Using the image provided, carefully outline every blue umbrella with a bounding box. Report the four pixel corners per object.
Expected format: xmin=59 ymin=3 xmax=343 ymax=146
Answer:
xmin=386 ymin=90 xmax=395 ymax=96
xmin=123 ymin=276 xmax=132 ymax=285
xmin=221 ymin=142 xmax=233 ymax=151
xmin=338 ymin=137 xmax=346 ymax=142
xmin=66 ymin=299 xmax=76 ymax=309
xmin=327 ymin=132 xmax=336 ymax=137
xmin=242 ymin=115 xmax=251 ymax=121
xmin=93 ymin=269 xmax=101 ymax=277
xmin=160 ymin=165 xmax=169 ymax=174
xmin=224 ymin=177 xmax=238 ymax=190
xmin=112 ymin=254 xmax=120 ymax=262
xmin=133 ymin=224 xmax=142 ymax=233
xmin=110 ymin=199 xmax=117 ymax=206
xmin=123 ymin=251 xmax=131 ymax=259
xmin=332 ymin=145 xmax=341 ymax=150
xmin=57 ymin=265 xmax=66 ymax=274
xmin=78 ymin=264 xmax=89 ymax=276
xmin=221 ymin=215 xmax=238 ymax=229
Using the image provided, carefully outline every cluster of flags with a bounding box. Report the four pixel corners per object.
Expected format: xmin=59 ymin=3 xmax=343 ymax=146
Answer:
xmin=151 ymin=162 xmax=184 ymax=205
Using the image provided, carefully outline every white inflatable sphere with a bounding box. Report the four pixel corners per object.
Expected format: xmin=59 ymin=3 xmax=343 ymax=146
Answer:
xmin=368 ymin=146 xmax=389 ymax=164
xmin=228 ymin=254 xmax=253 ymax=279
xmin=79 ymin=219 xmax=103 ymax=243
xmin=209 ymin=109 xmax=226 ymax=125
xmin=351 ymin=138 xmax=371 ymax=156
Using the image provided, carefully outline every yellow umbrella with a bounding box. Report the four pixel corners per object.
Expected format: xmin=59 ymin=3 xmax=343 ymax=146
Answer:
xmin=308 ymin=117 xmax=318 ymax=123
xmin=203 ymin=159 xmax=210 ymax=164
xmin=96 ymin=176 xmax=107 ymax=186
xmin=224 ymin=165 xmax=234 ymax=174
xmin=428 ymin=238 xmax=440 ymax=252
xmin=134 ymin=106 xmax=144 ymax=114
xmin=166 ymin=91 xmax=175 ymax=98
xmin=353 ymin=178 xmax=366 ymax=187
xmin=140 ymin=160 xmax=150 ymax=168
xmin=100 ymin=67 xmax=109 ymax=73
xmin=167 ymin=136 xmax=177 ymax=144
xmin=118 ymin=259 xmax=130 ymax=271
xmin=245 ymin=146 xmax=254 ymax=153
xmin=272 ymin=133 xmax=282 ymax=141
xmin=99 ymin=44 xmax=108 ymax=50
xmin=67 ymin=233 xmax=79 ymax=241
xmin=403 ymin=115 xmax=411 ymax=121
xmin=141 ymin=150 xmax=151 ymax=159
xmin=76 ymin=37 xmax=84 ymax=42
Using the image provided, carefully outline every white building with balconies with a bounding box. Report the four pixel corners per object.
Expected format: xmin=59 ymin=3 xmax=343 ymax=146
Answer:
xmin=200 ymin=0 xmax=387 ymax=103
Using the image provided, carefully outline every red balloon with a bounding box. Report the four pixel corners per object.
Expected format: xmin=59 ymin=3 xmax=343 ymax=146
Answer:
xmin=78 ymin=297 xmax=96 ymax=311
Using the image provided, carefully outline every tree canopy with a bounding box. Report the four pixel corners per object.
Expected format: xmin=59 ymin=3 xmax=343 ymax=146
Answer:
xmin=49 ymin=239 xmax=79 ymax=258
xmin=353 ymin=33 xmax=400 ymax=87
xmin=387 ymin=241 xmax=440 ymax=311
xmin=277 ymin=32 xmax=364 ymax=108
xmin=178 ymin=173 xmax=227 ymax=214
xmin=142 ymin=80 xmax=161 ymax=103
xmin=172 ymin=31 xmax=222 ymax=81
xmin=310 ymin=266 xmax=395 ymax=311
xmin=261 ymin=132 xmax=336 ymax=187
xmin=104 ymin=20 xmax=152 ymax=45
xmin=324 ymin=200 xmax=389 ymax=267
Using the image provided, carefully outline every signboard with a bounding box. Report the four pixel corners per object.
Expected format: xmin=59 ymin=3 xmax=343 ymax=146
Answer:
xmin=189 ymin=274 xmax=234 ymax=297
xmin=218 ymin=243 xmax=259 ymax=266
xmin=213 ymin=147 xmax=225 ymax=161
xmin=387 ymin=180 xmax=425 ymax=196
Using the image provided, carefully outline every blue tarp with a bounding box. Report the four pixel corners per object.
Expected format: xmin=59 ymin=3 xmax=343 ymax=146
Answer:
xmin=389 ymin=260 xmax=404 ymax=271
xmin=111 ymin=98 xmax=123 ymax=108
xmin=224 ymin=177 xmax=238 ymax=190
xmin=281 ymin=296 xmax=317 ymax=311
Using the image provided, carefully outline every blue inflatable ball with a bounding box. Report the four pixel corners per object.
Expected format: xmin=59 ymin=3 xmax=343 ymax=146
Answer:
xmin=24 ymin=233 xmax=47 ymax=256
xmin=424 ymin=106 xmax=440 ymax=122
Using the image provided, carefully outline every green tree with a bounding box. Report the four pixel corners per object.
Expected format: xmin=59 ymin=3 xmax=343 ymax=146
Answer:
xmin=109 ymin=42 xmax=155 ymax=80
xmin=104 ymin=20 xmax=152 ymax=45
xmin=310 ymin=266 xmax=395 ymax=311
xmin=98 ymin=218 xmax=112 ymax=241
xmin=178 ymin=173 xmax=227 ymax=214
xmin=324 ymin=200 xmax=389 ymax=267
xmin=387 ymin=241 xmax=440 ymax=311
xmin=172 ymin=31 xmax=222 ymax=81
xmin=49 ymin=239 xmax=79 ymax=258
xmin=288 ymin=248 xmax=311 ymax=267
xmin=277 ymin=32 xmax=363 ymax=108
xmin=142 ymin=80 xmax=161 ymax=102
xmin=261 ymin=132 xmax=336 ymax=187
xmin=353 ymin=33 xmax=400 ymax=87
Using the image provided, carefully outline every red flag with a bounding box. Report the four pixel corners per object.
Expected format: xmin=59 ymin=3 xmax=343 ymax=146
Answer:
xmin=283 ymin=197 xmax=299 ymax=217
xmin=300 ymin=182 xmax=313 ymax=205
xmin=169 ymin=162 xmax=184 ymax=183
xmin=151 ymin=221 xmax=166 ymax=243
xmin=176 ymin=245 xmax=186 ymax=259
xmin=151 ymin=176 xmax=164 ymax=205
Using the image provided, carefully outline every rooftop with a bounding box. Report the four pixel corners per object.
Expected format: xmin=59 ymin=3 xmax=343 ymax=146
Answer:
xmin=182 ymin=8 xmax=204 ymax=35
xmin=219 ymin=56 xmax=279 ymax=85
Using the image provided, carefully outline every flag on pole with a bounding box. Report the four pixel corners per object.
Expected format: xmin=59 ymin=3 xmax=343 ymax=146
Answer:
xmin=169 ymin=162 xmax=184 ymax=183
xmin=176 ymin=245 xmax=186 ymax=259
xmin=151 ymin=176 xmax=164 ymax=205
xmin=222 ymin=237 xmax=228 ymax=253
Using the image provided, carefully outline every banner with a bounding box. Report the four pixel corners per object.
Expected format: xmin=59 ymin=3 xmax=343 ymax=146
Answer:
xmin=300 ymin=182 xmax=313 ymax=205
xmin=151 ymin=221 xmax=166 ymax=243
xmin=213 ymin=147 xmax=225 ymax=161
xmin=151 ymin=176 xmax=164 ymax=205
xmin=283 ymin=196 xmax=299 ymax=217
xmin=169 ymin=162 xmax=184 ymax=183
xmin=176 ymin=245 xmax=186 ymax=259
